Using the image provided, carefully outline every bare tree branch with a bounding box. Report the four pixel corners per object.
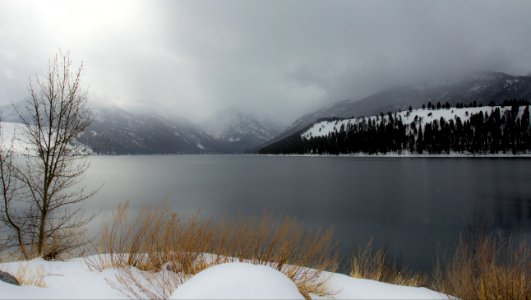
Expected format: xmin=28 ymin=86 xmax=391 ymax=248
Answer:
xmin=0 ymin=51 xmax=95 ymax=259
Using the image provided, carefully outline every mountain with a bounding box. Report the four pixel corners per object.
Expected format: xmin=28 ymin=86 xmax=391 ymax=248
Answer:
xmin=267 ymin=71 xmax=531 ymax=146
xmin=200 ymin=109 xmax=284 ymax=153
xmin=0 ymin=121 xmax=93 ymax=156
xmin=300 ymin=105 xmax=526 ymax=140
xmin=1 ymin=103 xmax=225 ymax=154
xmin=78 ymin=106 xmax=225 ymax=154
xmin=259 ymin=105 xmax=531 ymax=155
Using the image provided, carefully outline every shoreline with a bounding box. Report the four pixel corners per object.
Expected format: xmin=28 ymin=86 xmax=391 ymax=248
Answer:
xmin=85 ymin=152 xmax=531 ymax=158
xmin=258 ymin=152 xmax=531 ymax=158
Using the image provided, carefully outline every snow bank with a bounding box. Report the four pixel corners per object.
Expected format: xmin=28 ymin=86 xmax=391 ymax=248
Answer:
xmin=170 ymin=262 xmax=304 ymax=299
xmin=0 ymin=258 xmax=123 ymax=299
xmin=0 ymin=257 xmax=448 ymax=299
xmin=315 ymin=271 xmax=447 ymax=299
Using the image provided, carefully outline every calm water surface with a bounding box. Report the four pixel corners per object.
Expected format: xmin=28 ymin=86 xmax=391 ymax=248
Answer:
xmin=83 ymin=155 xmax=531 ymax=272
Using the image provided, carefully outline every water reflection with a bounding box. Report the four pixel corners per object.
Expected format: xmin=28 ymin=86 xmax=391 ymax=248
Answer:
xmin=82 ymin=155 xmax=531 ymax=272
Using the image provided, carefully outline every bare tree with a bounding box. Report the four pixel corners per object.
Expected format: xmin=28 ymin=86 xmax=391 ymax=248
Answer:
xmin=0 ymin=52 xmax=94 ymax=259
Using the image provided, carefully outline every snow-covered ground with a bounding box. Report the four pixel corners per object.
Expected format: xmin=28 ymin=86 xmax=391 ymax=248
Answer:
xmin=0 ymin=256 xmax=447 ymax=299
xmin=302 ymin=105 xmax=530 ymax=140
xmin=0 ymin=121 xmax=93 ymax=156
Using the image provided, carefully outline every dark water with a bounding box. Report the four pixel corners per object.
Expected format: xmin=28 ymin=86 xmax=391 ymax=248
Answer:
xmin=84 ymin=155 xmax=531 ymax=272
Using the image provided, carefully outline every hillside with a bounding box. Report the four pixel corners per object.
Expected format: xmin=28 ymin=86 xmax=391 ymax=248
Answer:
xmin=266 ymin=72 xmax=531 ymax=147
xmin=200 ymin=109 xmax=284 ymax=153
xmin=1 ymin=104 xmax=226 ymax=155
xmin=77 ymin=106 xmax=224 ymax=155
xmin=0 ymin=121 xmax=93 ymax=156
xmin=259 ymin=104 xmax=531 ymax=155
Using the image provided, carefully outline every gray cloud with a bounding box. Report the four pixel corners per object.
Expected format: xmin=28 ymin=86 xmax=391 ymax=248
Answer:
xmin=1 ymin=0 xmax=531 ymax=123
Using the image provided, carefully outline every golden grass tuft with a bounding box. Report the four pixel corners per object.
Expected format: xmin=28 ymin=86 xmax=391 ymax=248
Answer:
xmin=433 ymin=233 xmax=530 ymax=300
xmin=86 ymin=201 xmax=339 ymax=299
xmin=350 ymin=238 xmax=427 ymax=287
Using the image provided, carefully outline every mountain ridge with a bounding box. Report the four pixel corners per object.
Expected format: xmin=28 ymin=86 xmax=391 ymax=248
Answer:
xmin=200 ymin=109 xmax=285 ymax=153
xmin=263 ymin=71 xmax=531 ymax=149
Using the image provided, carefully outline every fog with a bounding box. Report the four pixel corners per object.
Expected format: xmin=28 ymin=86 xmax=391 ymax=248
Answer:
xmin=1 ymin=0 xmax=531 ymax=123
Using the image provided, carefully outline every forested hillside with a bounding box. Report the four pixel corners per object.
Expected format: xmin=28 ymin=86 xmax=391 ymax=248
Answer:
xmin=259 ymin=101 xmax=531 ymax=155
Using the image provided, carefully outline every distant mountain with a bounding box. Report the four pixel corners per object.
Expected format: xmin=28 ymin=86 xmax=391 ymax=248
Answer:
xmin=1 ymin=103 xmax=225 ymax=154
xmin=0 ymin=121 xmax=92 ymax=156
xmin=200 ymin=109 xmax=284 ymax=153
xmin=78 ymin=106 xmax=224 ymax=154
xmin=266 ymin=71 xmax=531 ymax=147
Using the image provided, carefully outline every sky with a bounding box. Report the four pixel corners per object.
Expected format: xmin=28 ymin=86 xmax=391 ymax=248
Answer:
xmin=1 ymin=0 xmax=531 ymax=124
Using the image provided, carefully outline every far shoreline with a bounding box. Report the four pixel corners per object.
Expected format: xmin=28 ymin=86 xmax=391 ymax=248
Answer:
xmin=86 ymin=152 xmax=531 ymax=158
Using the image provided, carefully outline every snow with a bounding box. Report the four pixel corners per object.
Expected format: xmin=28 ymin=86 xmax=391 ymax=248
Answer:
xmin=263 ymin=152 xmax=531 ymax=158
xmin=504 ymin=79 xmax=519 ymax=88
xmin=0 ymin=256 xmax=449 ymax=299
xmin=0 ymin=258 xmax=123 ymax=299
xmin=228 ymin=137 xmax=241 ymax=142
xmin=0 ymin=122 xmax=35 ymax=155
xmin=201 ymin=110 xmax=279 ymax=142
xmin=316 ymin=271 xmax=446 ymax=300
xmin=170 ymin=262 xmax=304 ymax=299
xmin=0 ymin=121 xmax=93 ymax=156
xmin=302 ymin=105 xmax=530 ymax=140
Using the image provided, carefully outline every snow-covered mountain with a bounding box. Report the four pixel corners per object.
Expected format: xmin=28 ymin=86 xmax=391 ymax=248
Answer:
xmin=267 ymin=71 xmax=531 ymax=146
xmin=0 ymin=103 xmax=226 ymax=154
xmin=301 ymin=106 xmax=529 ymax=140
xmin=78 ymin=106 xmax=224 ymax=154
xmin=201 ymin=110 xmax=284 ymax=153
xmin=260 ymin=104 xmax=531 ymax=154
xmin=1 ymin=104 xmax=285 ymax=154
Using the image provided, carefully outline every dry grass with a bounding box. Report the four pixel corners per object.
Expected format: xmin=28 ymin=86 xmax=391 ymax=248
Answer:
xmin=88 ymin=202 xmax=530 ymax=299
xmin=4 ymin=263 xmax=47 ymax=287
xmin=433 ymin=233 xmax=530 ymax=300
xmin=108 ymin=267 xmax=181 ymax=299
xmin=86 ymin=201 xmax=339 ymax=299
xmin=350 ymin=239 xmax=427 ymax=287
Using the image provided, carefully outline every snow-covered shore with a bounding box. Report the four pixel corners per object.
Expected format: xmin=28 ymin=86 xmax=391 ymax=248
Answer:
xmin=0 ymin=256 xmax=447 ymax=299
xmin=261 ymin=152 xmax=531 ymax=158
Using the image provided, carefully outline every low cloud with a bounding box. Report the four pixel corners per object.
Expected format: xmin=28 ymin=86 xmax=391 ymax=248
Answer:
xmin=1 ymin=0 xmax=531 ymax=123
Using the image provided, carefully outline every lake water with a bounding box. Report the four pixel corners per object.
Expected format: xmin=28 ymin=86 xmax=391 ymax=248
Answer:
xmin=83 ymin=155 xmax=531 ymax=272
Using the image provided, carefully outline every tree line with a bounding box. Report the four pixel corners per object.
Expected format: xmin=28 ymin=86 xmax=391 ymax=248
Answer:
xmin=260 ymin=104 xmax=531 ymax=155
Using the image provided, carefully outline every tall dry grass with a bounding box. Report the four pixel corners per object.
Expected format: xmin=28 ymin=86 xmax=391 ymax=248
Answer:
xmin=350 ymin=239 xmax=427 ymax=287
xmin=87 ymin=202 xmax=530 ymax=299
xmin=86 ymin=201 xmax=339 ymax=299
xmin=433 ymin=233 xmax=529 ymax=299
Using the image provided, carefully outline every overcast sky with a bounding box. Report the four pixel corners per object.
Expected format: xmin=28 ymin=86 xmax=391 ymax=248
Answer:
xmin=1 ymin=0 xmax=531 ymax=123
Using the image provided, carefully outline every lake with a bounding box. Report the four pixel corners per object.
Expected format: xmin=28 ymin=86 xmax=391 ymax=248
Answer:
xmin=83 ymin=155 xmax=531 ymax=272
